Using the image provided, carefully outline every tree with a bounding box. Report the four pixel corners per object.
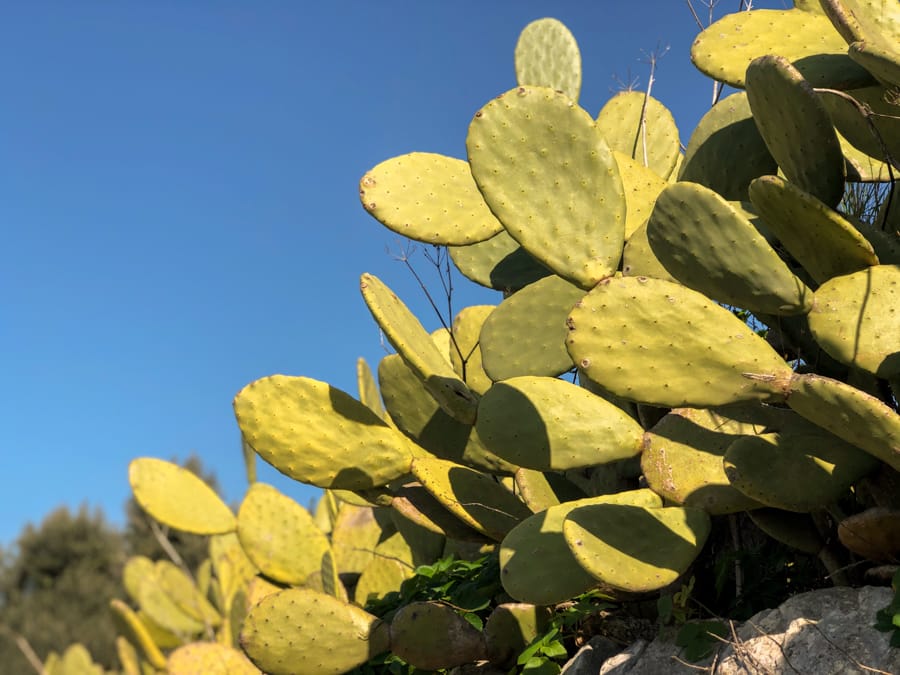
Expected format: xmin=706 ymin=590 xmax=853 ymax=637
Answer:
xmin=0 ymin=505 xmax=124 ymax=672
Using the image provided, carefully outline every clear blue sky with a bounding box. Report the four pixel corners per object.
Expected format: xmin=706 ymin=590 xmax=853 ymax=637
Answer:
xmin=1 ymin=1 xmax=787 ymax=546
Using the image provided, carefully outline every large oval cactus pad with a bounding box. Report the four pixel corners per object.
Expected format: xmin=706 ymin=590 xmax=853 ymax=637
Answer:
xmin=234 ymin=375 xmax=415 ymax=490
xmin=515 ymin=18 xmax=581 ymax=101
xmin=566 ymin=276 xmax=793 ymax=407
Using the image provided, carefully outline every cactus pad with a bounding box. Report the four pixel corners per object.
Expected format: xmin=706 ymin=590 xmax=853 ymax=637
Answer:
xmin=563 ymin=504 xmax=711 ymax=593
xmin=449 ymin=230 xmax=551 ymax=293
xmin=566 ymin=275 xmax=793 ymax=407
xmin=479 ymin=274 xmax=585 ymax=381
xmin=390 ymin=601 xmax=487 ymax=670
xmin=808 ymin=264 xmax=900 ymax=378
xmin=614 ymin=150 xmax=668 ymax=239
xmin=467 ymin=86 xmax=625 ymax=288
xmin=361 ymin=273 xmax=478 ymax=423
xmin=449 ymin=305 xmax=495 ymax=395
xmin=240 ymin=588 xmax=389 ymax=675
xmin=359 ymin=152 xmax=503 ymax=245
xmin=476 ymin=375 xmax=644 ymax=471
xmin=514 ymin=18 xmax=581 ymax=101
xmin=234 ymin=374 xmax=415 ymax=489
xmin=647 ymin=181 xmax=814 ymax=315
xmin=168 ymin=643 xmax=260 ymax=675
xmin=129 ymin=458 xmax=235 ymax=535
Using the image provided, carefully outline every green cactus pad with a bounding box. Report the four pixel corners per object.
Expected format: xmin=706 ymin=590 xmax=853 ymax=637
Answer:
xmin=357 ymin=357 xmax=389 ymax=422
xmin=168 ymin=643 xmax=260 ymax=675
xmin=621 ymin=219 xmax=677 ymax=282
xmin=115 ymin=637 xmax=140 ymax=675
xmin=449 ymin=305 xmax=495 ymax=395
xmin=562 ymin=504 xmax=711 ymax=593
xmin=135 ymin=571 xmax=206 ymax=636
xmin=498 ymin=489 xmax=662 ymax=605
xmin=378 ymin=352 xmax=516 ymax=474
xmin=240 ymin=588 xmax=390 ymax=675
xmin=614 ymin=150 xmax=668 ymax=240
xmin=691 ymin=7 xmax=873 ymax=89
xmin=514 ymin=18 xmax=581 ymax=101
xmin=390 ymin=601 xmax=488 ymax=670
xmin=647 ymin=181 xmax=814 ymax=315
xmin=359 ymin=152 xmax=503 ymax=246
xmin=209 ymin=532 xmax=257 ymax=609
xmin=354 ymin=555 xmax=413 ymax=606
xmin=749 ymin=175 xmax=878 ymax=283
xmin=748 ymin=509 xmax=825 ymax=554
xmin=808 ymin=265 xmax=900 ymax=377
xmin=331 ymin=503 xmax=394 ymax=574
xmin=411 ymin=457 xmax=532 ymax=541
xmin=361 ymin=273 xmax=478 ymax=424
xmin=123 ymin=556 xmax=155 ymax=604
xmin=839 ymin=128 xmax=893 ymax=182
xmin=566 ymin=276 xmax=793 ymax=408
xmin=476 ymin=376 xmax=644 ymax=471
xmin=449 ymin=230 xmax=552 ymax=293
xmin=745 ymin=55 xmax=846 ymax=208
xmin=109 ymin=600 xmax=168 ymax=670
xmin=234 ymin=374 xmax=415 ymax=490
xmin=467 ymin=86 xmax=625 ymax=288
xmin=820 ymin=86 xmax=900 ymax=163
xmin=854 ymin=37 xmax=900 ymax=85
xmin=480 ymin=275 xmax=585 ymax=381
xmin=129 ymin=458 xmax=235 ymax=535
xmin=724 ymin=431 xmax=878 ymax=512
xmin=154 ymin=560 xmax=221 ymax=627
xmin=236 ymin=482 xmax=332 ymax=586
xmin=513 ymin=468 xmax=561 ymax=512
xmin=391 ymin=481 xmax=492 ymax=542
xmin=641 ymin=408 xmax=765 ymax=515
xmin=596 ymin=91 xmax=681 ymax=180
xmin=787 ymin=373 xmax=900 ymax=471
xmin=679 ymin=92 xmax=777 ymax=201
xmin=484 ymin=603 xmax=553 ymax=668
xmin=820 ymin=0 xmax=900 ymax=48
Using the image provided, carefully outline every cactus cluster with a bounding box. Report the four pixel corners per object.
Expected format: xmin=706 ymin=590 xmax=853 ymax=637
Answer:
xmin=101 ymin=3 xmax=899 ymax=673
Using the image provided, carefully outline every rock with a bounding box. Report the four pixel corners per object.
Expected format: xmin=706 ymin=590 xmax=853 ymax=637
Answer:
xmin=561 ymin=636 xmax=621 ymax=674
xmin=593 ymin=586 xmax=899 ymax=674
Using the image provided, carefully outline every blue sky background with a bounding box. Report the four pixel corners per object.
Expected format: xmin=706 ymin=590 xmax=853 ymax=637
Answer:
xmin=1 ymin=1 xmax=787 ymax=546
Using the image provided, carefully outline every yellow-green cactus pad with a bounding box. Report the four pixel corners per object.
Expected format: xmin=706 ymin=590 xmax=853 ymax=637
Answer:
xmin=820 ymin=86 xmax=900 ymax=163
xmin=168 ymin=643 xmax=260 ymax=675
xmin=109 ymin=600 xmax=168 ymax=670
xmin=476 ymin=376 xmax=644 ymax=471
xmin=129 ymin=458 xmax=235 ymax=535
xmin=613 ymin=151 xmax=668 ymax=240
xmin=467 ymin=86 xmax=625 ymax=288
xmin=484 ymin=603 xmax=553 ymax=668
xmin=513 ymin=468 xmax=562 ymax=512
xmin=679 ymin=92 xmax=777 ymax=200
xmin=724 ymin=431 xmax=879 ymax=512
xmin=361 ymin=273 xmax=478 ymax=424
xmin=499 ymin=490 xmax=662 ymax=605
xmin=787 ymin=373 xmax=900 ymax=471
xmin=514 ymin=18 xmax=581 ymax=101
xmin=354 ymin=554 xmax=413 ymax=606
xmin=391 ymin=481 xmax=492 ymax=542
xmin=566 ymin=276 xmax=793 ymax=408
xmin=240 ymin=588 xmax=390 ymax=675
xmin=749 ymin=175 xmax=879 ymax=283
xmin=691 ymin=7 xmax=873 ymax=89
xmin=596 ymin=92 xmax=681 ymax=181
xmin=749 ymin=508 xmax=825 ymax=555
xmin=850 ymin=39 xmax=900 ymax=89
xmin=411 ymin=456 xmax=532 ymax=541
xmin=480 ymin=275 xmax=586 ymax=381
xmin=123 ymin=555 xmax=155 ymax=604
xmin=390 ymin=601 xmax=488 ymax=670
xmin=820 ymin=0 xmax=900 ymax=49
xmin=236 ymin=482 xmax=332 ymax=586
xmin=234 ymin=374 xmax=415 ymax=490
xmin=647 ymin=181 xmax=814 ymax=315
xmin=115 ymin=637 xmax=140 ymax=675
xmin=641 ymin=408 xmax=765 ymax=515
xmin=378 ymin=352 xmax=515 ymax=474
xmin=449 ymin=230 xmax=552 ymax=293
xmin=155 ymin=559 xmax=221 ymax=627
xmin=563 ymin=504 xmax=711 ymax=593
xmin=449 ymin=305 xmax=494 ymax=395
xmin=134 ymin=570 xmax=206 ymax=636
xmin=622 ymin=219 xmax=677 ymax=282
xmin=745 ymin=55 xmax=846 ymax=208
xmin=808 ymin=265 xmax=900 ymax=378
xmin=357 ymin=356 xmax=389 ymax=422
xmin=359 ymin=152 xmax=503 ymax=245
xmin=331 ymin=503 xmax=394 ymax=574
xmin=209 ymin=532 xmax=257 ymax=610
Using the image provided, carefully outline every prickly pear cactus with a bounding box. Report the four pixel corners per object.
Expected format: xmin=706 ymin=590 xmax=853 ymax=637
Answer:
xmin=121 ymin=5 xmax=900 ymax=673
